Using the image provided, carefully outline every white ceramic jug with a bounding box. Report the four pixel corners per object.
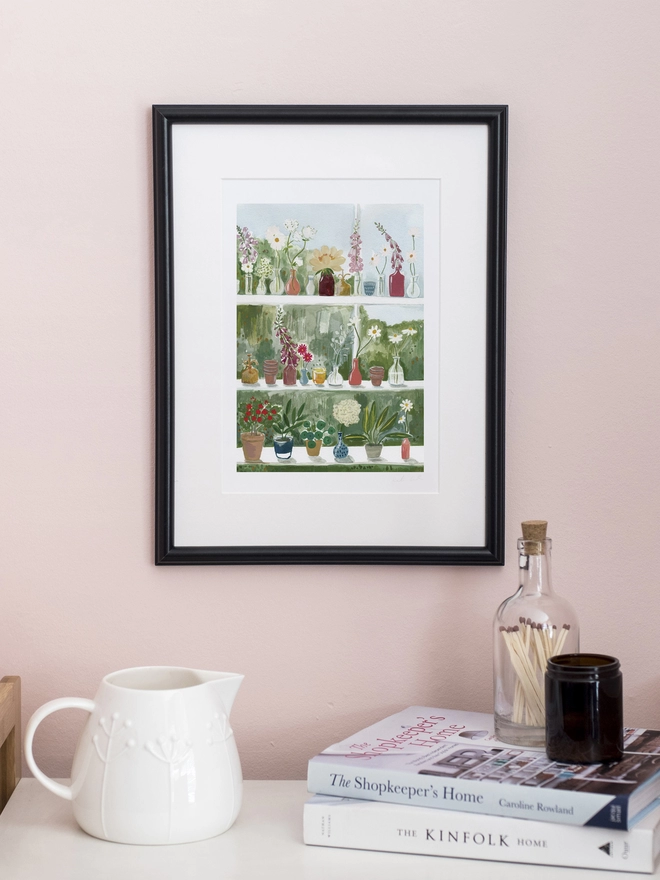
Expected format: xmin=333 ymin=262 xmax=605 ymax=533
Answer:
xmin=24 ymin=666 xmax=244 ymax=845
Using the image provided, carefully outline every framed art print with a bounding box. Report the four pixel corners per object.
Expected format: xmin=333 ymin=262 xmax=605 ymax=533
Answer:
xmin=153 ymin=105 xmax=507 ymax=564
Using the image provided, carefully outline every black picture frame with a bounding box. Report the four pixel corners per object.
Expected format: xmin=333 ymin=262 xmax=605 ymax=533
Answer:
xmin=153 ymin=104 xmax=507 ymax=565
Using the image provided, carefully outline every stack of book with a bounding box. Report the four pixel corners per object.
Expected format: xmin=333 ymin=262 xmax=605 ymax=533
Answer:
xmin=305 ymin=706 xmax=660 ymax=873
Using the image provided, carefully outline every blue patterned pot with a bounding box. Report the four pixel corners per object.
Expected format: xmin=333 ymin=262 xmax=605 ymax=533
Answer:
xmin=333 ymin=431 xmax=349 ymax=461
xmin=273 ymin=436 xmax=294 ymax=461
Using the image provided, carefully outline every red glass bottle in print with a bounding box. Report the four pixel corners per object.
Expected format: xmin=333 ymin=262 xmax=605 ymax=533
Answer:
xmin=401 ymin=438 xmax=411 ymax=460
xmin=348 ymin=358 xmax=362 ymax=386
xmin=319 ymin=272 xmax=335 ymax=296
xmin=389 ymin=269 xmax=405 ymax=297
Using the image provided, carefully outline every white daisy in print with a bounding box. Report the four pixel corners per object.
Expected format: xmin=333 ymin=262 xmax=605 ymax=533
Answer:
xmin=266 ymin=226 xmax=286 ymax=250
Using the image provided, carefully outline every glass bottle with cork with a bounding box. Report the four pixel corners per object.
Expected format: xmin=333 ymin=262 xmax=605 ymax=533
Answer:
xmin=493 ymin=520 xmax=580 ymax=747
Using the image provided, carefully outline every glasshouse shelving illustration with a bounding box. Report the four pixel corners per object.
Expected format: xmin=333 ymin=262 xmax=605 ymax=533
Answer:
xmin=236 ymin=204 xmax=426 ymax=472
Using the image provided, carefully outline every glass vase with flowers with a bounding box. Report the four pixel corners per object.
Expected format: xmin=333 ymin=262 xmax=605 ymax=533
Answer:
xmin=296 ymin=343 xmax=313 ymax=385
xmin=375 ymin=221 xmax=405 ymax=297
xmin=387 ymin=326 xmax=418 ymax=386
xmin=348 ymin=212 xmax=364 ymax=296
xmin=236 ymin=225 xmax=259 ymax=295
xmin=265 ymin=225 xmax=286 ymax=294
xmin=281 ymin=220 xmax=316 ymax=296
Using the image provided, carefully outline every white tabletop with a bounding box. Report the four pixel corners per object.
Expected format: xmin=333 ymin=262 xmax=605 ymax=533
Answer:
xmin=0 ymin=779 xmax=658 ymax=880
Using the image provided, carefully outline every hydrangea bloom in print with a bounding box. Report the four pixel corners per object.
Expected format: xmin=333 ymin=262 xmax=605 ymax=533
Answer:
xmin=333 ymin=399 xmax=362 ymax=427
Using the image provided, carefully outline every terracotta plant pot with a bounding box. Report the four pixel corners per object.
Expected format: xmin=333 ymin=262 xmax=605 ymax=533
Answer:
xmin=285 ymin=268 xmax=300 ymax=296
xmin=240 ymin=432 xmax=265 ymax=462
xmin=305 ymin=440 xmax=322 ymax=457
xmin=369 ymin=366 xmax=385 ymax=387
xmin=263 ymin=359 xmax=278 ymax=385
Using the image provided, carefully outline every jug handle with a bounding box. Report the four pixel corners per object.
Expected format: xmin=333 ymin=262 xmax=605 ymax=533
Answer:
xmin=24 ymin=697 xmax=96 ymax=800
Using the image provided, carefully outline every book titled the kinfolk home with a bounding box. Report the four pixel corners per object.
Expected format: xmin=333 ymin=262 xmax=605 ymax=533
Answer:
xmin=307 ymin=707 xmax=660 ymax=830
xmin=304 ymin=795 xmax=660 ymax=873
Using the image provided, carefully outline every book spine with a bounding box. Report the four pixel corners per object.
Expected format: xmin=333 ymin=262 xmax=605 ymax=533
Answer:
xmin=307 ymin=760 xmax=619 ymax=828
xmin=303 ymin=799 xmax=655 ymax=873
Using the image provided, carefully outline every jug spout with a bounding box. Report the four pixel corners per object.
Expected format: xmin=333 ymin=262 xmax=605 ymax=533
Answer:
xmin=211 ymin=672 xmax=244 ymax=717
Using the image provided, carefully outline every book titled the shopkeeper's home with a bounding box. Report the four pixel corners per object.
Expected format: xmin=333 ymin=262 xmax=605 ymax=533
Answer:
xmin=307 ymin=707 xmax=660 ymax=830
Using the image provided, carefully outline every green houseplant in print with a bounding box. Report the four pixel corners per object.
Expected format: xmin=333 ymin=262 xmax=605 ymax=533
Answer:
xmin=272 ymin=399 xmax=307 ymax=461
xmin=300 ymin=419 xmax=336 ymax=459
xmin=343 ymin=401 xmax=409 ymax=460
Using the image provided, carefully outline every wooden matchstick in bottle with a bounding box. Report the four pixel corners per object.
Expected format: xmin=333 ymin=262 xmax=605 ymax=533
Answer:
xmin=493 ymin=520 xmax=580 ymax=747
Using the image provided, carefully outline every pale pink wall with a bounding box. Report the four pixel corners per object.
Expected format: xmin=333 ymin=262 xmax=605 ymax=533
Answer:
xmin=2 ymin=0 xmax=660 ymax=780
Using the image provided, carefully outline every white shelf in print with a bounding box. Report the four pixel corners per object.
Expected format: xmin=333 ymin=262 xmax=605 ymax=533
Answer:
xmin=237 ymin=295 xmax=424 ymax=306
xmin=238 ymin=445 xmax=424 ymax=467
xmin=237 ymin=380 xmax=424 ymax=393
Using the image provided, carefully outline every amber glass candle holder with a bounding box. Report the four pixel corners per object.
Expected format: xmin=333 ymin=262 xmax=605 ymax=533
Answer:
xmin=545 ymin=654 xmax=623 ymax=764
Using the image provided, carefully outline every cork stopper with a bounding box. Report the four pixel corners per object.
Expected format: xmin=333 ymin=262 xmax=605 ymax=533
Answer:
xmin=521 ymin=520 xmax=547 ymax=541
xmin=521 ymin=520 xmax=547 ymax=555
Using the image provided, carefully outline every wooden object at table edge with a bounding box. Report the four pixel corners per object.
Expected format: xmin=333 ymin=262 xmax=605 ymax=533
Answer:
xmin=0 ymin=676 xmax=21 ymax=813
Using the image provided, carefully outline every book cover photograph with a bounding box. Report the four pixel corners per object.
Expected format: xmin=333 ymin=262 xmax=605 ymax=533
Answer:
xmin=307 ymin=707 xmax=660 ymax=830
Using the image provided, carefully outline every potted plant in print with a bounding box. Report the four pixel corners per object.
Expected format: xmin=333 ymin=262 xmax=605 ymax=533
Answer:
xmin=238 ymin=397 xmax=279 ymax=462
xmin=332 ymin=398 xmax=361 ymax=461
xmin=274 ymin=307 xmax=299 ymax=385
xmin=309 ymin=244 xmax=346 ymax=297
xmin=300 ymin=419 xmax=336 ymax=460
xmin=375 ymin=221 xmax=405 ymax=297
xmin=343 ymin=401 xmax=409 ymax=460
xmin=388 ymin=326 xmax=418 ymax=385
xmin=272 ymin=399 xmax=307 ymax=461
